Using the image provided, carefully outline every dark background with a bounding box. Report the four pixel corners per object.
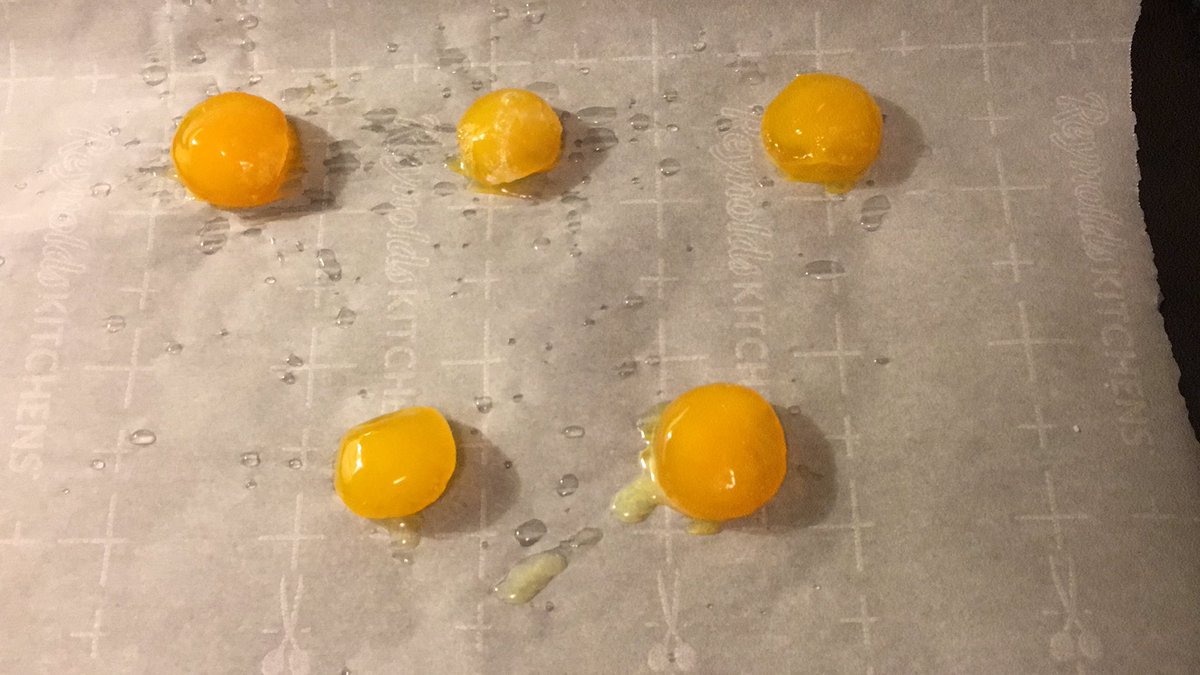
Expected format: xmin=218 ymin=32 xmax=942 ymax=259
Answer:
xmin=1133 ymin=0 xmax=1200 ymax=439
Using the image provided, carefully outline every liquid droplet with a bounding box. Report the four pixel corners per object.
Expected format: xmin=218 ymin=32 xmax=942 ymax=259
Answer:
xmin=475 ymin=396 xmax=494 ymax=413
xmin=91 ymin=183 xmax=111 ymax=197
xmin=692 ymin=40 xmax=707 ymax=52
xmin=665 ymin=123 xmax=679 ymax=132
xmin=280 ymin=85 xmax=314 ymax=102
xmin=204 ymin=83 xmax=221 ymax=96
xmin=241 ymin=452 xmax=261 ymax=467
xmin=874 ymin=356 xmax=891 ymax=365
xmin=643 ymin=354 xmax=661 ymax=366
xmin=263 ymin=276 xmax=275 ymax=284
xmin=860 ymin=194 xmax=891 ymax=231
xmin=165 ymin=341 xmax=183 ymax=355
xmin=716 ymin=117 xmax=733 ymax=132
xmin=280 ymin=371 xmax=296 ymax=384
xmin=525 ymin=81 xmax=559 ymax=99
xmin=578 ymin=66 xmax=590 ymax=75
xmin=190 ymin=51 xmax=207 ymax=65
xmin=623 ymin=294 xmax=645 ymax=309
xmin=128 ymin=429 xmax=157 ymax=446
xmin=524 ymin=0 xmax=546 ymax=24
xmin=348 ymin=72 xmax=362 ymax=83
xmin=562 ymin=425 xmax=585 ymax=439
xmin=493 ymin=5 xmax=510 ymax=19
xmin=629 ymin=113 xmax=651 ymax=131
xmin=335 ymin=307 xmax=357 ymax=327
xmin=803 ymin=259 xmax=846 ymax=280
xmin=287 ymin=457 xmax=303 ymax=469
xmin=616 ymin=360 xmax=638 ymax=378
xmin=441 ymin=86 xmax=452 ymax=99
xmin=285 ymin=353 xmax=304 ymax=367
xmin=580 ymin=128 xmax=618 ymax=152
xmin=103 ymin=315 xmax=126 ymax=333
xmin=237 ymin=14 xmax=259 ymax=29
xmin=576 ymin=106 xmax=617 ymax=126
xmin=787 ymin=405 xmax=802 ymax=415
xmin=240 ymin=39 xmax=256 ymax=52
xmin=316 ymin=248 xmax=342 ymax=281
xmin=658 ymin=158 xmax=681 ymax=176
xmin=512 ymin=393 xmax=524 ymax=402
xmin=533 ymin=237 xmax=551 ymax=250
xmin=141 ymin=64 xmax=168 ymax=86
xmin=728 ymin=57 xmax=765 ymax=85
xmin=90 ymin=459 xmax=106 ymax=470
xmin=436 ymin=48 xmax=468 ymax=72
xmin=758 ymin=176 xmax=775 ymax=188
xmin=556 ymin=474 xmax=579 ymax=497
xmin=197 ymin=217 xmax=230 ymax=255
xmin=751 ymin=104 xmax=764 ymax=115
xmin=386 ymin=41 xmax=399 ymax=53
xmin=514 ymin=518 xmax=547 ymax=546
xmin=662 ymin=89 xmax=679 ymax=103
xmin=433 ymin=181 xmax=456 ymax=196
xmin=245 ymin=479 xmax=257 ymax=489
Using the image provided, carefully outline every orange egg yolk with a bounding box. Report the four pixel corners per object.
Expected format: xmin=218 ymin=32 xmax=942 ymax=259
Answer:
xmin=761 ymin=73 xmax=883 ymax=194
xmin=334 ymin=407 xmax=457 ymax=520
xmin=456 ymin=88 xmax=562 ymax=186
xmin=171 ymin=92 xmax=297 ymax=208
xmin=650 ymin=383 xmax=787 ymax=522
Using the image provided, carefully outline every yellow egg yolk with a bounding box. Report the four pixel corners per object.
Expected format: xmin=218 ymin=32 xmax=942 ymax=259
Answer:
xmin=761 ymin=73 xmax=883 ymax=194
xmin=614 ymin=383 xmax=787 ymax=528
xmin=456 ymin=88 xmax=562 ymax=187
xmin=171 ymin=92 xmax=297 ymax=208
xmin=334 ymin=407 xmax=457 ymax=520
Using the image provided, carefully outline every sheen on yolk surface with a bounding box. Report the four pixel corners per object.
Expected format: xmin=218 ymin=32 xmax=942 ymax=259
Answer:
xmin=335 ymin=407 xmax=457 ymax=520
xmin=761 ymin=73 xmax=883 ymax=194
xmin=171 ymin=92 xmax=296 ymax=208
xmin=651 ymin=383 xmax=787 ymax=522
xmin=456 ymin=88 xmax=562 ymax=186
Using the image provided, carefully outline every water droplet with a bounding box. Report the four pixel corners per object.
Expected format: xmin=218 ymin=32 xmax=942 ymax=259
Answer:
xmin=316 ymin=248 xmax=342 ymax=281
xmin=662 ymin=89 xmax=679 ymax=103
xmin=568 ymin=244 xmax=583 ymax=258
xmin=803 ymin=259 xmax=846 ymax=280
xmin=567 ymin=151 xmax=584 ymax=163
xmin=128 ymin=429 xmax=157 ymax=446
xmin=616 ymin=360 xmax=638 ymax=378
xmin=475 ymin=396 xmax=494 ymax=413
xmin=758 ymin=176 xmax=775 ymax=188
xmin=643 ymin=354 xmax=661 ymax=366
xmin=623 ymin=294 xmax=645 ymax=309
xmin=562 ymin=425 xmax=585 ymax=439
xmin=141 ymin=64 xmax=168 ymax=86
xmin=628 ymin=113 xmax=652 ymax=131
xmin=190 ymin=51 xmax=207 ymax=64
xmin=512 ymin=393 xmax=524 ymax=402
xmin=245 ymin=479 xmax=257 ymax=489
xmin=578 ymin=66 xmax=591 ymax=75
xmin=1072 ymin=424 xmax=1082 ymax=433
xmin=526 ymin=81 xmax=559 ymax=99
xmin=281 ymin=371 xmax=296 ymax=384
xmin=241 ymin=452 xmax=261 ymax=467
xmin=524 ymin=0 xmax=546 ymax=24
xmin=287 ymin=457 xmax=303 ymax=469
xmin=658 ymin=158 xmax=681 ymax=176
xmin=556 ymin=474 xmax=579 ymax=497
xmin=285 ymin=353 xmax=304 ymax=367
xmin=493 ymin=5 xmax=510 ymax=19
xmin=204 ymin=83 xmax=221 ymax=96
xmin=279 ymin=85 xmax=314 ymax=102
xmin=197 ymin=217 xmax=230 ymax=255
xmin=385 ymin=41 xmax=399 ymax=53
xmin=787 ymin=405 xmax=802 ymax=416
xmin=13 ymin=182 xmax=25 ymax=190
xmin=576 ymin=106 xmax=617 ymax=126
xmin=335 ymin=307 xmax=357 ymax=327
xmin=436 ymin=48 xmax=468 ymax=72
xmin=860 ymin=195 xmax=891 ymax=231
xmin=533 ymin=237 xmax=551 ymax=250
xmin=263 ymin=276 xmax=276 ymax=285
xmin=90 ymin=459 xmax=106 ymax=470
xmin=323 ymin=151 xmax=360 ymax=173
xmin=433 ymin=181 xmax=456 ymax=196
xmin=217 ymin=328 xmax=230 ymax=338
xmin=874 ymin=356 xmax=891 ymax=365
xmin=514 ymin=518 xmax=546 ymax=546
xmin=348 ymin=72 xmax=362 ymax=83
xmin=247 ymin=73 xmax=263 ymax=85
xmin=101 ymin=315 xmax=126 ymax=333
xmin=727 ymin=57 xmax=765 ymax=85
xmin=715 ymin=118 xmax=734 ymax=133
xmin=165 ymin=341 xmax=183 ymax=355
xmin=544 ymin=601 xmax=555 ymax=612
xmin=237 ymin=13 xmax=259 ymax=29
xmin=665 ymin=123 xmax=679 ymax=132
xmin=462 ymin=208 xmax=478 ymax=218
xmin=240 ymin=39 xmax=256 ymax=52
xmin=751 ymin=104 xmax=764 ymax=115
xmin=580 ymin=128 xmax=618 ymax=152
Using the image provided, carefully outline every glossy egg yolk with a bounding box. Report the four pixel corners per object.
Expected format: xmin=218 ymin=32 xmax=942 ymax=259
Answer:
xmin=456 ymin=88 xmax=562 ymax=186
xmin=761 ymin=73 xmax=883 ymax=194
xmin=335 ymin=407 xmax=457 ymax=520
xmin=651 ymin=383 xmax=787 ymax=522
xmin=171 ymin=92 xmax=296 ymax=208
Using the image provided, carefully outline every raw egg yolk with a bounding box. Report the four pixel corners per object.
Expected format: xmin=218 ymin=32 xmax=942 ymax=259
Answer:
xmin=335 ymin=407 xmax=457 ymax=520
xmin=171 ymin=92 xmax=296 ymax=208
xmin=761 ymin=73 xmax=882 ymax=194
xmin=651 ymin=383 xmax=787 ymax=522
xmin=456 ymin=88 xmax=562 ymax=186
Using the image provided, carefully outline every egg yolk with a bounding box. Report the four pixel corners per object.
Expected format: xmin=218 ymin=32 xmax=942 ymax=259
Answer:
xmin=171 ymin=92 xmax=297 ymax=208
xmin=614 ymin=383 xmax=787 ymax=528
xmin=456 ymin=88 xmax=562 ymax=187
xmin=334 ymin=407 xmax=457 ymax=520
xmin=761 ymin=73 xmax=883 ymax=194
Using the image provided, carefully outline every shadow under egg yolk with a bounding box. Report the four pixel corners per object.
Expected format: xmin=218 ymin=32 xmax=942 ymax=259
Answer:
xmin=456 ymin=88 xmax=562 ymax=188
